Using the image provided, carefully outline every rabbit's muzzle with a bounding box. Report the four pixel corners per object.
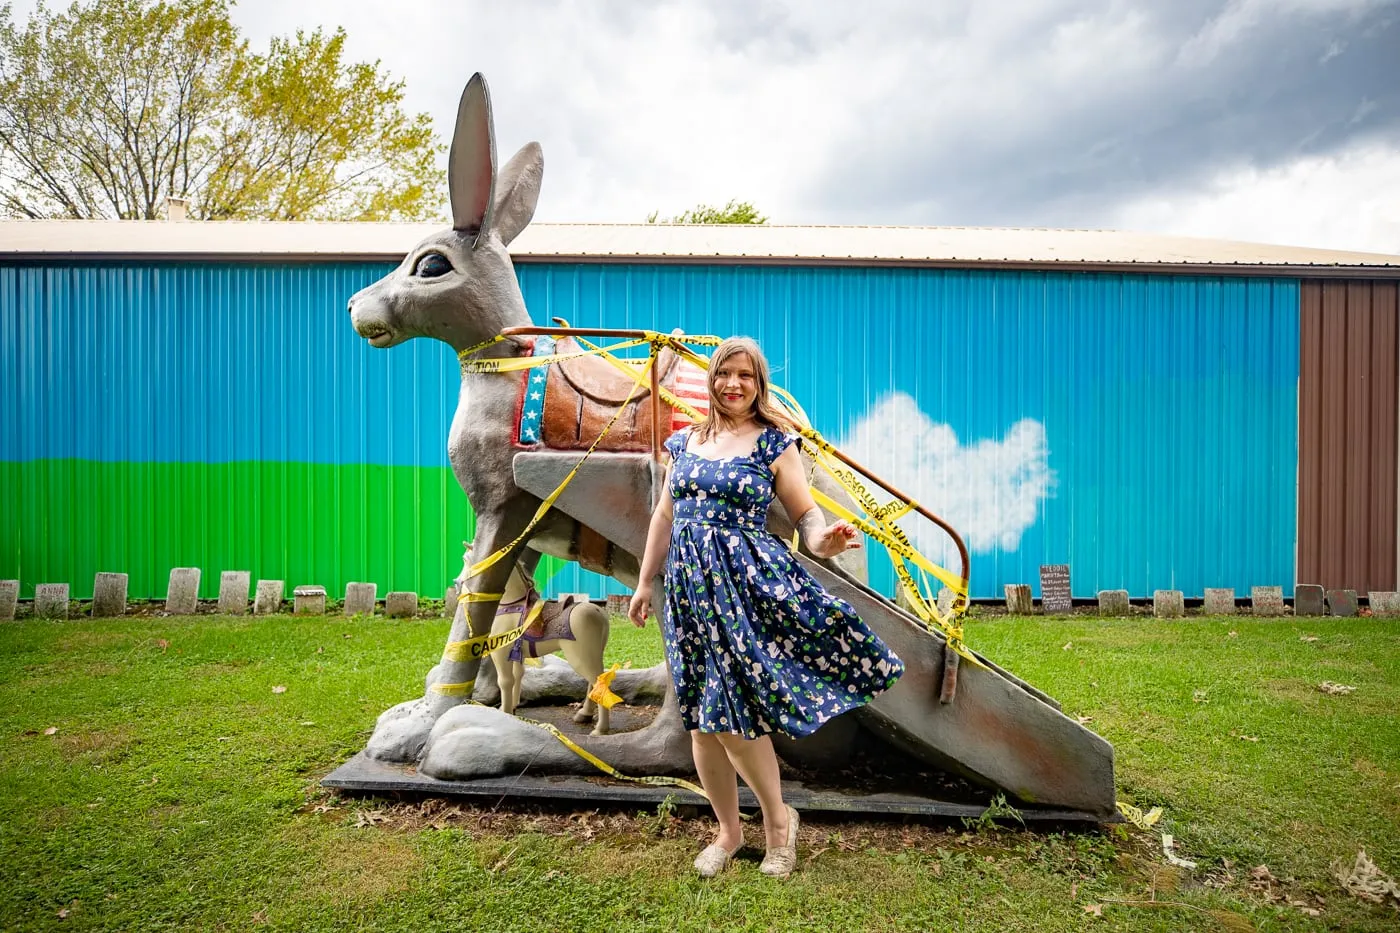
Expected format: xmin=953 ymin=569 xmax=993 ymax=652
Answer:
xmin=348 ymin=286 xmax=401 ymax=349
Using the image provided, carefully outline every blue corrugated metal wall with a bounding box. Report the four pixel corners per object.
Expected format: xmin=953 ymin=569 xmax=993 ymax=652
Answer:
xmin=1 ymin=259 xmax=1299 ymax=601
xmin=527 ymin=265 xmax=1300 ymax=599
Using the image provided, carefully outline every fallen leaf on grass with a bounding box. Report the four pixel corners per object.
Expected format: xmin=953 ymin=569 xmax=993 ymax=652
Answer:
xmin=1070 ymin=882 xmax=1078 ymax=899
xmin=57 ymin=908 xmax=69 ymax=919
xmin=43 ymin=726 xmax=58 ymax=735
xmin=298 ymin=721 xmax=316 ymax=727
xmin=1300 ymin=635 xmax=1319 ymax=643
xmin=353 ymin=810 xmax=388 ymax=828
xmin=271 ymin=685 xmax=286 ymax=694
xmin=1062 ymin=641 xmax=1073 ymax=651
xmin=1317 ymin=681 xmax=1355 ymax=695
xmin=251 ymin=909 xmax=268 ymax=924
xmin=1082 ymin=904 xmax=1102 ymax=916
xmin=1249 ymin=864 xmax=1277 ymax=889
xmin=1227 ymin=630 xmax=1238 ymax=638
xmin=1237 ymin=734 xmax=1260 ymax=742
xmin=1076 ymin=715 xmax=1094 ymax=725
xmin=1192 ymin=690 xmax=1209 ymax=704
xmin=315 ymin=646 xmax=324 ymax=654
xmin=1333 ymin=849 xmax=1400 ymax=905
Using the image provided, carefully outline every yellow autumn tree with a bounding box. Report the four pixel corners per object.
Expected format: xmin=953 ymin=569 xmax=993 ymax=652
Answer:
xmin=0 ymin=0 xmax=445 ymax=221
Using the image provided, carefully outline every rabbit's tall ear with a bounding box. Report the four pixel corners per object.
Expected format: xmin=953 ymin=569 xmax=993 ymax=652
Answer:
xmin=492 ymin=142 xmax=543 ymax=247
xmin=449 ymin=73 xmax=497 ymax=245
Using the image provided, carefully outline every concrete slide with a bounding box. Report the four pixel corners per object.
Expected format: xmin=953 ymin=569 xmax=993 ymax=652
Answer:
xmin=514 ymin=452 xmax=1117 ymax=818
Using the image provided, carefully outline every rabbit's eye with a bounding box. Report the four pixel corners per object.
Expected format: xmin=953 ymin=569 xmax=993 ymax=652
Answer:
xmin=413 ymin=253 xmax=452 ymax=278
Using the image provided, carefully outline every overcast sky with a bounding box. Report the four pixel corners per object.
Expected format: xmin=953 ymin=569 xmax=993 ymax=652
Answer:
xmin=14 ymin=0 xmax=1400 ymax=252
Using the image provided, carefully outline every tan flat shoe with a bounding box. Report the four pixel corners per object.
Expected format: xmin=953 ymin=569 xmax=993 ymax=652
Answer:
xmin=759 ymin=805 xmax=799 ymax=878
xmin=694 ymin=840 xmax=743 ymax=878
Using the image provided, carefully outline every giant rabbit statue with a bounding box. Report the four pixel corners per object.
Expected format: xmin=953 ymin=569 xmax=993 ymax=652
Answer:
xmin=345 ymin=73 xmax=864 ymax=780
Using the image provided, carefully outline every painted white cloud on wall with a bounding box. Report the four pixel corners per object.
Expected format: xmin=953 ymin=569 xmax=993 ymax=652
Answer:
xmin=836 ymin=393 xmax=1054 ymax=566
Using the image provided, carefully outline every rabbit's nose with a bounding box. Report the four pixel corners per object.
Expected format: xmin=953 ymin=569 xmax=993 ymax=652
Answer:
xmin=346 ymin=299 xmax=355 ymax=314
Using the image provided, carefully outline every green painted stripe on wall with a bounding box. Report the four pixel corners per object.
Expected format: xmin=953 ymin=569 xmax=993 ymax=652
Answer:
xmin=1 ymin=459 xmax=482 ymax=600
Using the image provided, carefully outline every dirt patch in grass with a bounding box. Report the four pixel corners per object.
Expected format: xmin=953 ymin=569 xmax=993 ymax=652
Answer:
xmin=188 ymin=659 xmax=257 ymax=676
xmin=53 ymin=631 xmax=139 ymax=652
xmin=1352 ymin=757 xmax=1395 ymax=782
xmin=12 ymin=661 xmax=129 ymax=689
xmin=303 ymin=829 xmax=427 ymax=902
xmin=54 ymin=724 xmax=134 ymax=760
xmin=1261 ymin=678 xmax=1321 ymax=702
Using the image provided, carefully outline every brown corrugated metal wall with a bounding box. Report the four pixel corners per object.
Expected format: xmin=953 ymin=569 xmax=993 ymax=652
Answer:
xmin=1298 ymin=280 xmax=1399 ymax=595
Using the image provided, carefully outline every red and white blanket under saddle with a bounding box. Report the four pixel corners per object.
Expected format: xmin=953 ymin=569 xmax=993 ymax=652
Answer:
xmin=515 ymin=335 xmax=709 ymax=451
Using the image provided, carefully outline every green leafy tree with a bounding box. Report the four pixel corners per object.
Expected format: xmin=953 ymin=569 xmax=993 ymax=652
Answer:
xmin=646 ymin=199 xmax=768 ymax=224
xmin=0 ymin=0 xmax=444 ymax=220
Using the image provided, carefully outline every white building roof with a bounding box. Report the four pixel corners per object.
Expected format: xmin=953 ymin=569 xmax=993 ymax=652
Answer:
xmin=1 ymin=219 xmax=1397 ymax=277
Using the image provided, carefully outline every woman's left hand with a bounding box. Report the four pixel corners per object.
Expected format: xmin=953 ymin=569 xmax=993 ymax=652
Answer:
xmin=812 ymin=520 xmax=862 ymax=559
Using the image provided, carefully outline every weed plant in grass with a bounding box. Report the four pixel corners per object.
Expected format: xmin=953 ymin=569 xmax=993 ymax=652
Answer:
xmin=0 ymin=613 xmax=1396 ymax=931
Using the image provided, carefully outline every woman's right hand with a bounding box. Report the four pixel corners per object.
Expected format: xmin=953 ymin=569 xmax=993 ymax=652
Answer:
xmin=627 ymin=584 xmax=653 ymax=628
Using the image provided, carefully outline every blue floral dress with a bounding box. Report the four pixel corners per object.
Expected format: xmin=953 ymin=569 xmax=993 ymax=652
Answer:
xmin=660 ymin=425 xmax=904 ymax=739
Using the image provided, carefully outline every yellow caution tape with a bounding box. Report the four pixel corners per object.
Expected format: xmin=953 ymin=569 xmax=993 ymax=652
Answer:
xmin=458 ymin=591 xmax=504 ymax=603
xmin=460 ymin=337 xmax=651 ymax=374
xmin=455 ymin=333 xmax=507 ymax=363
xmin=523 ymin=717 xmax=709 ymax=800
xmin=430 ymin=679 xmax=476 ymax=697
xmin=1116 ymin=801 xmax=1164 ymax=831
xmin=462 ymin=347 xmax=658 ymax=582
xmin=441 ymin=599 xmax=546 ymax=664
xmin=587 ymin=663 xmax=624 ymax=710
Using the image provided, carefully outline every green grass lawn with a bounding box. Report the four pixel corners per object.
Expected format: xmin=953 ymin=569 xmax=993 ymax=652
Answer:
xmin=1 ymin=611 xmax=1397 ymax=931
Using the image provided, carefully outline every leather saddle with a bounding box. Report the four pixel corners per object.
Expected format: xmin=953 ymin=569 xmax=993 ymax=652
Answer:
xmin=539 ymin=336 xmax=690 ymax=451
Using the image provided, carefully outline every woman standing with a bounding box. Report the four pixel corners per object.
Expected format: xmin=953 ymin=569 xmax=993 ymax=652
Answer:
xmin=628 ymin=336 xmax=904 ymax=878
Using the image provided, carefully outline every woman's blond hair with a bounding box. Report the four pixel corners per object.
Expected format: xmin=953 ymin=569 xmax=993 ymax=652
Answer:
xmin=690 ymin=336 xmax=797 ymax=442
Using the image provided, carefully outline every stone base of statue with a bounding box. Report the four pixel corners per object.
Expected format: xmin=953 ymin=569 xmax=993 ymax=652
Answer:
xmin=323 ymin=703 xmax=1105 ymax=824
xmin=323 ymin=657 xmax=1108 ymax=823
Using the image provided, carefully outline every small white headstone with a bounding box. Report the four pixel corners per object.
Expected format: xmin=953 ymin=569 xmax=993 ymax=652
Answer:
xmin=385 ymin=591 xmax=418 ymax=618
xmin=0 ymin=580 xmax=18 ymax=621
xmin=218 ymin=571 xmax=251 ymax=614
xmin=1097 ymin=590 xmax=1129 ymax=616
xmin=1153 ymin=590 xmax=1184 ymax=619
xmin=165 ymin=568 xmax=201 ymax=615
xmin=344 ymin=582 xmax=377 ymax=616
xmin=35 ymin=583 xmax=70 ymax=620
xmin=1202 ymin=588 xmax=1236 ymax=615
xmin=254 ymin=580 xmax=285 ymax=615
xmin=92 ymin=572 xmax=129 ymax=618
